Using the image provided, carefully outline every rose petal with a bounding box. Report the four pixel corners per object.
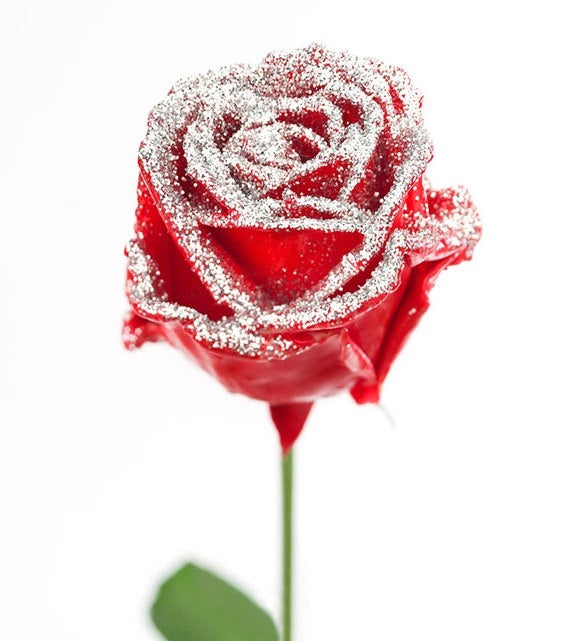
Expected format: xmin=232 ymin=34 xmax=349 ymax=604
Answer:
xmin=349 ymin=254 xmax=467 ymax=404
xmin=135 ymin=175 xmax=234 ymax=319
xmin=148 ymin=324 xmax=374 ymax=405
xmin=207 ymin=225 xmax=363 ymax=304
xmin=285 ymin=158 xmax=350 ymax=199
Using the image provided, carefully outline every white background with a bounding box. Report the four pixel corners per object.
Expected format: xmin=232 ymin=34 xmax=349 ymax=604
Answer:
xmin=1 ymin=1 xmax=578 ymax=639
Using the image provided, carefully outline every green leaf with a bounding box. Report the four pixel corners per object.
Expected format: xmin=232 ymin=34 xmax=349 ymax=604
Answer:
xmin=151 ymin=563 xmax=279 ymax=641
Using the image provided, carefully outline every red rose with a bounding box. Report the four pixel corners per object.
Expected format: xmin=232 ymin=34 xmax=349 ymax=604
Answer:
xmin=123 ymin=45 xmax=481 ymax=451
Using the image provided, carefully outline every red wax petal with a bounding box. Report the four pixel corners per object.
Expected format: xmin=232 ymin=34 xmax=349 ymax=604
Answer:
xmin=207 ymin=225 xmax=362 ymax=303
xmin=346 ymin=264 xmax=412 ymax=364
xmin=286 ymin=158 xmax=350 ymax=199
xmin=122 ymin=310 xmax=165 ymax=350
xmin=349 ymin=255 xmax=457 ymax=404
xmin=350 ymin=135 xmax=395 ymax=211
xmin=277 ymin=109 xmax=329 ymax=140
xmin=147 ymin=326 xmax=374 ymax=404
xmin=135 ymin=175 xmax=233 ymax=319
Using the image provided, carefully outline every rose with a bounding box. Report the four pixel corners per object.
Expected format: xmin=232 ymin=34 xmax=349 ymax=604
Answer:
xmin=123 ymin=45 xmax=481 ymax=451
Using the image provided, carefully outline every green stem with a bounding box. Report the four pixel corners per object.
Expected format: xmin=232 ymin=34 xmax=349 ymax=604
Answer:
xmin=282 ymin=450 xmax=293 ymax=641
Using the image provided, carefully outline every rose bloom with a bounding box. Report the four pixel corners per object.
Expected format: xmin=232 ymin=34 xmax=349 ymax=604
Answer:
xmin=123 ymin=45 xmax=481 ymax=451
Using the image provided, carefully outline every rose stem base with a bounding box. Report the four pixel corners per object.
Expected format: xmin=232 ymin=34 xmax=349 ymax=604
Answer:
xmin=282 ymin=449 xmax=293 ymax=641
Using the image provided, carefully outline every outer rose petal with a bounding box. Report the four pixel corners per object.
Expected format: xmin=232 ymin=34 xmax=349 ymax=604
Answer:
xmin=123 ymin=312 xmax=375 ymax=452
xmin=131 ymin=322 xmax=376 ymax=404
xmin=350 ymin=255 xmax=458 ymax=403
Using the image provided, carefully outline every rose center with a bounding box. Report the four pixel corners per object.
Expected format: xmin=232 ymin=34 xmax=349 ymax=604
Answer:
xmin=225 ymin=123 xmax=305 ymax=169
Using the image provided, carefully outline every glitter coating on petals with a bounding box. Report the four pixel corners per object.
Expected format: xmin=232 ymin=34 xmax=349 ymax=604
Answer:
xmin=125 ymin=45 xmax=481 ymax=360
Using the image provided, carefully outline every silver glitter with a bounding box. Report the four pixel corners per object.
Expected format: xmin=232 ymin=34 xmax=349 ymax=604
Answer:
xmin=127 ymin=44 xmax=481 ymax=358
